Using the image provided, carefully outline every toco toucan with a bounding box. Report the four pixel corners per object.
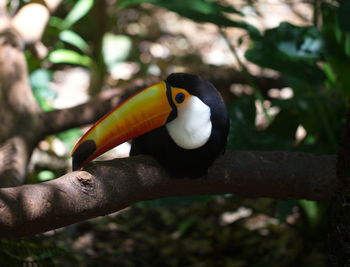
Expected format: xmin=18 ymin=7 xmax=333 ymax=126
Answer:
xmin=72 ymin=73 xmax=229 ymax=177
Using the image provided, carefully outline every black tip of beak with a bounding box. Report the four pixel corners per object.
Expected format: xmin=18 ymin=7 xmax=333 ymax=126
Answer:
xmin=72 ymin=140 xmax=97 ymax=171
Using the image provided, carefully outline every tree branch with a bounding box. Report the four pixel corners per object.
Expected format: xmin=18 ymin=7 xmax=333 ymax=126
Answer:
xmin=40 ymin=89 xmax=121 ymax=137
xmin=0 ymin=151 xmax=336 ymax=238
xmin=0 ymin=137 xmax=34 ymax=187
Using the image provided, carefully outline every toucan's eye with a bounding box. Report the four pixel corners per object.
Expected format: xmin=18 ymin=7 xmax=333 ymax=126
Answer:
xmin=175 ymin=93 xmax=185 ymax=104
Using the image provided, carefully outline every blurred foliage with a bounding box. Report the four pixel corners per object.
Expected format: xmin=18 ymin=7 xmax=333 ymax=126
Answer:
xmin=8 ymin=0 xmax=349 ymax=265
xmin=30 ymin=69 xmax=56 ymax=111
xmin=60 ymin=0 xmax=94 ymax=29
xmin=46 ymin=0 xmax=94 ymax=66
xmin=38 ymin=196 xmax=326 ymax=266
xmin=0 ymin=239 xmax=66 ymax=266
xmin=49 ymin=48 xmax=92 ymax=66
xmin=102 ymin=33 xmax=133 ymax=73
xmin=119 ymin=0 xmax=260 ymax=37
xmin=245 ymin=21 xmax=339 ymax=154
xmin=136 ymin=195 xmax=214 ymax=208
xmin=57 ymin=128 xmax=83 ymax=151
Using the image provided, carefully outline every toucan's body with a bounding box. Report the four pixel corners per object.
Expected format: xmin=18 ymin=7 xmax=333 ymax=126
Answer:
xmin=72 ymin=73 xmax=229 ymax=177
xmin=130 ymin=125 xmax=226 ymax=176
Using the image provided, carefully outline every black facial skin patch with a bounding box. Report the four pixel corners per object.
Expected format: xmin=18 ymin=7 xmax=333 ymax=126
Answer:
xmin=165 ymin=80 xmax=178 ymax=123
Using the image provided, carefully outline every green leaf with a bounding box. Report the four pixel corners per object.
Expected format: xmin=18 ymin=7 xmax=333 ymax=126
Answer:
xmin=61 ymin=0 xmax=94 ymax=29
xmin=118 ymin=0 xmax=259 ymax=37
xmin=48 ymin=49 xmax=92 ymax=66
xmin=298 ymin=200 xmax=322 ymax=228
xmin=59 ymin=30 xmax=90 ymax=53
xmin=37 ymin=170 xmax=55 ymax=181
xmin=345 ymin=33 xmax=350 ymax=56
xmin=176 ymin=219 xmax=194 ymax=234
xmin=322 ymin=4 xmax=350 ymax=98
xmin=48 ymin=16 xmax=64 ymax=29
xmin=57 ymin=128 xmax=82 ymax=150
xmin=322 ymin=62 xmax=336 ymax=84
xmin=30 ymin=69 xmax=56 ymax=111
xmin=246 ymin=22 xmax=324 ymax=84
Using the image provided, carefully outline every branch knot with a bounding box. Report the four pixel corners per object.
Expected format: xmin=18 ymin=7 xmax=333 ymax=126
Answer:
xmin=74 ymin=171 xmax=95 ymax=195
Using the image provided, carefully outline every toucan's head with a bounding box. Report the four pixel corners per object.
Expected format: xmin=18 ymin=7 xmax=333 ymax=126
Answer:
xmin=72 ymin=73 xmax=228 ymax=172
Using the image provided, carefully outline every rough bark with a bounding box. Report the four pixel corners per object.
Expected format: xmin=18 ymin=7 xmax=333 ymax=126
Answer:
xmin=0 ymin=151 xmax=337 ymax=238
xmin=0 ymin=3 xmax=41 ymax=186
xmin=0 ymin=137 xmax=32 ymax=187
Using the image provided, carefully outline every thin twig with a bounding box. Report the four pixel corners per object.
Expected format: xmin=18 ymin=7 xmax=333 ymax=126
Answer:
xmin=219 ymin=28 xmax=271 ymax=123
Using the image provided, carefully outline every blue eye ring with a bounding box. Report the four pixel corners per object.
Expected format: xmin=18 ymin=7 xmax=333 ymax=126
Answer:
xmin=175 ymin=93 xmax=185 ymax=104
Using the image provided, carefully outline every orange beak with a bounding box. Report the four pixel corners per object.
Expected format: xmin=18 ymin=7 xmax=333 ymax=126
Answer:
xmin=72 ymin=81 xmax=173 ymax=170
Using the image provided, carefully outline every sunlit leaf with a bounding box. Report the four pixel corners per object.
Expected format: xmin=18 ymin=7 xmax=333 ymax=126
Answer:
xmin=61 ymin=0 xmax=94 ymax=29
xmin=48 ymin=16 xmax=64 ymax=29
xmin=48 ymin=49 xmax=92 ymax=66
xmin=102 ymin=33 xmax=132 ymax=70
xmin=38 ymin=170 xmax=55 ymax=181
xmin=59 ymin=30 xmax=90 ymax=53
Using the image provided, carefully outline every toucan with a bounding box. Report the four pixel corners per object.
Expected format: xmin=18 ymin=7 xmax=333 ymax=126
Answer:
xmin=72 ymin=73 xmax=229 ymax=177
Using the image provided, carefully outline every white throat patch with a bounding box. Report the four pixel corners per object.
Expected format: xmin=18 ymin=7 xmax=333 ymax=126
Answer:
xmin=166 ymin=95 xmax=212 ymax=149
